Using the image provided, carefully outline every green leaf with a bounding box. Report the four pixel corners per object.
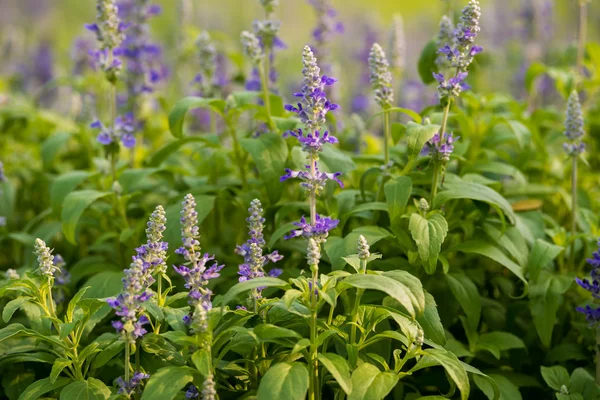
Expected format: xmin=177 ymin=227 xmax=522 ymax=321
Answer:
xmin=446 ymin=274 xmax=481 ymax=333
xmin=405 ymin=122 xmax=440 ymax=161
xmin=240 ymin=133 xmax=288 ymax=204
xmin=59 ymin=378 xmax=111 ymax=400
xmin=192 ymin=349 xmax=211 ymax=376
xmin=61 ymin=190 xmax=112 ymax=244
xmin=325 ymin=226 xmax=391 ymax=271
xmin=82 ymin=271 xmax=123 ymax=299
xmin=381 ymin=270 xmax=426 ymax=315
xmin=67 ymin=286 xmax=90 ymax=321
xmin=41 ymin=132 xmax=72 ymax=166
xmin=141 ymin=333 xmax=185 ymax=365
xmin=257 ymin=362 xmax=309 ymax=400
xmin=216 ymin=277 xmax=288 ymax=307
xmin=473 ymin=374 xmax=521 ymax=400
xmin=570 ymin=367 xmax=600 ymax=399
xmin=527 ymin=239 xmax=563 ymax=282
xmin=433 ymin=179 xmax=517 ymax=224
xmin=416 ymin=349 xmax=470 ymax=400
xmin=141 ymin=366 xmax=196 ymax=400
xmin=146 ymin=136 xmax=219 ymax=167
xmin=454 ymin=240 xmax=527 ymax=290
xmin=343 ymin=274 xmax=419 ymax=318
xmin=168 ymin=96 xmax=225 ymax=138
xmin=524 ymin=62 xmax=547 ymax=93
xmin=254 ymin=324 xmax=302 ymax=341
xmin=475 ymin=332 xmax=526 ymax=359
xmin=118 ymin=168 xmax=161 ymax=193
xmin=348 ymin=363 xmax=398 ymax=400
xmin=92 ymin=340 xmax=124 ymax=369
xmin=318 ymin=353 xmax=352 ymax=394
xmin=418 ymin=40 xmax=439 ymax=84
xmin=50 ymin=171 xmax=91 ymax=213
xmin=50 ymin=359 xmax=72 ymax=384
xmin=3 ymin=296 xmax=31 ymax=323
xmin=416 ymin=292 xmax=446 ymax=346
xmin=384 ymin=176 xmax=412 ymax=232
xmin=18 ymin=377 xmax=71 ymax=400
xmin=320 ymin=143 xmax=357 ymax=174
xmin=540 ymin=366 xmax=570 ymax=391
xmin=409 ymin=213 xmax=448 ymax=274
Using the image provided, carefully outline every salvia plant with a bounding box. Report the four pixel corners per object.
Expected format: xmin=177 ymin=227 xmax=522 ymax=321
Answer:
xmin=1 ymin=0 xmax=600 ymax=399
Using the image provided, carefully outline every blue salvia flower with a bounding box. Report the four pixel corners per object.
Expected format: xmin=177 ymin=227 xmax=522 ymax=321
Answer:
xmin=308 ymin=0 xmax=344 ymax=74
xmin=118 ymin=0 xmax=167 ymax=104
xmin=116 ymin=371 xmax=150 ymax=396
xmin=241 ymin=31 xmax=264 ymax=65
xmin=282 ymin=46 xmax=341 ymax=242
xmin=424 ymin=131 xmax=461 ymax=162
xmin=135 ymin=205 xmax=168 ymax=276
xmin=236 ymin=199 xmax=284 ymax=287
xmin=71 ymin=37 xmax=96 ymax=75
xmin=34 ymin=239 xmax=59 ymax=278
xmin=369 ymin=43 xmax=394 ymax=109
xmin=563 ymin=90 xmax=586 ymax=156
xmin=389 ymin=14 xmax=406 ymax=74
xmin=195 ymin=31 xmax=217 ymax=95
xmin=576 ymin=240 xmax=600 ymax=323
xmin=435 ymin=15 xmax=455 ymax=69
xmin=90 ymin=112 xmax=137 ymax=148
xmin=107 ymin=257 xmax=152 ymax=342
xmin=434 ymin=0 xmax=482 ymax=101
xmin=173 ymin=194 xmax=223 ymax=332
xmin=185 ymin=385 xmax=199 ymax=399
xmin=85 ymin=0 xmax=128 ymax=79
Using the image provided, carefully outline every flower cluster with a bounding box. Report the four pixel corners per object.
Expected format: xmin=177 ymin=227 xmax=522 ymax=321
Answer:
xmin=194 ymin=31 xmax=217 ymax=95
xmin=284 ymin=214 xmax=339 ymax=244
xmin=563 ymin=90 xmax=585 ymax=156
xmin=116 ymin=372 xmax=150 ymax=396
xmin=241 ymin=31 xmax=263 ymax=65
xmin=85 ymin=0 xmax=128 ymax=78
xmin=134 ymin=205 xmax=168 ymax=276
xmin=357 ymin=235 xmax=370 ymax=260
xmin=283 ymin=46 xmax=341 ymax=242
xmin=173 ymin=194 xmax=224 ymax=332
xmin=576 ymin=240 xmax=600 ymax=323
xmin=424 ymin=131 xmax=460 ymax=162
xmin=434 ymin=0 xmax=482 ymax=101
xmin=389 ymin=14 xmax=406 ymax=73
xmin=34 ymin=239 xmax=59 ymax=278
xmin=236 ymin=199 xmax=284 ymax=290
xmin=118 ymin=0 xmax=167 ymax=102
xmin=91 ymin=112 xmax=137 ymax=148
xmin=368 ymin=43 xmax=394 ymax=109
xmin=435 ymin=16 xmax=455 ymax=69
xmin=308 ymin=0 xmax=344 ymax=73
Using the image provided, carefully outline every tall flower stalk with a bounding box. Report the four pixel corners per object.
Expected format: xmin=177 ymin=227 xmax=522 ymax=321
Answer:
xmin=86 ymin=0 xmax=128 ymax=182
xmin=429 ymin=0 xmax=482 ymax=204
xmin=241 ymin=30 xmax=276 ymax=131
xmin=173 ymin=194 xmax=224 ymax=399
xmin=564 ymin=90 xmax=585 ymax=267
xmin=369 ymin=43 xmax=394 ymax=168
xmin=307 ymin=0 xmax=343 ymax=76
xmin=282 ymin=45 xmax=342 ymax=400
xmin=236 ymin=199 xmax=283 ymax=312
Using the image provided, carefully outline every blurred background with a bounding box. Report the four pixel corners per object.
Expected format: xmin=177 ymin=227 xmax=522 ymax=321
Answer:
xmin=0 ymin=0 xmax=597 ymax=111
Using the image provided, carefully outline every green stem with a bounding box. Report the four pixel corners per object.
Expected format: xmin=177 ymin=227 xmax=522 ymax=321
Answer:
xmin=259 ymin=59 xmax=276 ymax=132
xmin=430 ymin=162 xmax=441 ymax=205
xmin=309 ymin=265 xmax=319 ymax=400
xmin=310 ymin=159 xmax=317 ymax=225
xmin=570 ymin=156 xmax=578 ymax=268
xmin=577 ymin=1 xmax=588 ymax=74
xmin=47 ymin=278 xmax=55 ymax=317
xmin=228 ymin=123 xmax=248 ymax=187
xmin=350 ymin=259 xmax=366 ymax=345
xmin=124 ymin=341 xmax=131 ymax=383
xmin=383 ymin=110 xmax=391 ymax=165
xmin=596 ymin=326 xmax=600 ymax=386
xmin=109 ymin=83 xmax=118 ymax=184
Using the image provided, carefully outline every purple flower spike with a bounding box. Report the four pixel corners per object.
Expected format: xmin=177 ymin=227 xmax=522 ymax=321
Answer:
xmin=285 ymin=214 xmax=339 ymax=243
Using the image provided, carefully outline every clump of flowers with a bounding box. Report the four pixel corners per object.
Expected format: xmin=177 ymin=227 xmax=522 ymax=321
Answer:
xmin=173 ymin=194 xmax=224 ymax=332
xmin=563 ymin=90 xmax=585 ymax=156
xmin=135 ymin=205 xmax=168 ymax=277
xmin=236 ymin=199 xmax=283 ymax=306
xmin=308 ymin=0 xmax=344 ymax=73
xmin=576 ymin=240 xmax=600 ymax=323
xmin=116 ymin=372 xmax=150 ymax=396
xmin=34 ymin=239 xmax=60 ymax=278
xmin=91 ymin=112 xmax=137 ymax=148
xmin=194 ymin=31 xmax=217 ymax=96
xmin=282 ymin=45 xmax=341 ymax=244
xmin=369 ymin=43 xmax=394 ymax=110
xmin=423 ymin=131 xmax=461 ymax=162
xmin=435 ymin=15 xmax=455 ymax=69
xmin=85 ymin=0 xmax=128 ymax=81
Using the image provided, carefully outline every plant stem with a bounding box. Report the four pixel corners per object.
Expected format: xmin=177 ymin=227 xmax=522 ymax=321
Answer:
xmin=383 ymin=109 xmax=391 ymax=165
xmin=350 ymin=259 xmax=366 ymax=345
xmin=228 ymin=123 xmax=248 ymax=187
xmin=596 ymin=326 xmax=600 ymax=386
xmin=571 ymin=156 xmax=578 ymax=268
xmin=577 ymin=0 xmax=588 ymax=74
xmin=109 ymin=80 xmax=118 ymax=183
xmin=309 ymin=264 xmax=319 ymax=400
xmin=124 ymin=341 xmax=131 ymax=383
xmin=259 ymin=59 xmax=276 ymax=132
xmin=47 ymin=278 xmax=55 ymax=317
xmin=310 ymin=159 xmax=317 ymax=226
xmin=430 ymin=102 xmax=451 ymax=205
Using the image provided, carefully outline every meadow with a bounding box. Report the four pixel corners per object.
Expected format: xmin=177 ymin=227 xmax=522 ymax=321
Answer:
xmin=0 ymin=0 xmax=599 ymax=399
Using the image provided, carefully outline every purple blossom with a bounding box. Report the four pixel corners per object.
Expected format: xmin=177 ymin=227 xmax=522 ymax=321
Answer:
xmin=117 ymin=371 xmax=150 ymax=396
xmin=308 ymin=0 xmax=344 ymax=74
xmin=285 ymin=214 xmax=339 ymax=242
xmin=283 ymin=128 xmax=338 ymax=154
xmin=280 ymin=165 xmax=343 ymax=193
xmin=576 ymin=240 xmax=600 ymax=324
xmin=424 ymin=131 xmax=460 ymax=161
